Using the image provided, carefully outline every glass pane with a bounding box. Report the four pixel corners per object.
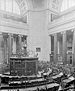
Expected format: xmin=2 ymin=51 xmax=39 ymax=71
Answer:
xmin=61 ymin=0 xmax=75 ymax=11
xmin=6 ymin=0 xmax=12 ymax=12
xmin=13 ymin=0 xmax=20 ymax=14
xmin=0 ymin=0 xmax=20 ymax=14
xmin=0 ymin=0 xmax=5 ymax=10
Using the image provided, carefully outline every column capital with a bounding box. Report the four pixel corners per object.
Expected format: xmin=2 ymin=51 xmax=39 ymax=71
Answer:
xmin=13 ymin=34 xmax=18 ymax=38
xmin=2 ymin=33 xmax=9 ymax=39
xmin=18 ymin=34 xmax=22 ymax=38
xmin=54 ymin=33 xmax=57 ymax=37
xmin=62 ymin=31 xmax=66 ymax=35
xmin=8 ymin=33 xmax=13 ymax=38
xmin=0 ymin=32 xmax=2 ymax=35
xmin=54 ymin=33 xmax=57 ymax=35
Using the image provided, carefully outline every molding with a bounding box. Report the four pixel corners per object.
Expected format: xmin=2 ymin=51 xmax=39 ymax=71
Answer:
xmin=0 ymin=17 xmax=29 ymax=30
xmin=48 ymin=10 xmax=75 ymax=31
xmin=0 ymin=18 xmax=29 ymax=35
xmin=27 ymin=8 xmax=59 ymax=15
xmin=60 ymin=6 xmax=75 ymax=16
xmin=48 ymin=21 xmax=75 ymax=35
xmin=48 ymin=18 xmax=75 ymax=30
xmin=0 ymin=26 xmax=28 ymax=35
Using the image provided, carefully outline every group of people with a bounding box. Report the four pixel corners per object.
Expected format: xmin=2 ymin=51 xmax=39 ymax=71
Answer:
xmin=46 ymin=63 xmax=75 ymax=91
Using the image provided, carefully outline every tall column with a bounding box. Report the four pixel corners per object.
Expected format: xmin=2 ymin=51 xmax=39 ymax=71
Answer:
xmin=54 ymin=33 xmax=58 ymax=64
xmin=8 ymin=34 xmax=13 ymax=63
xmin=49 ymin=35 xmax=52 ymax=63
xmin=62 ymin=31 xmax=67 ymax=65
xmin=72 ymin=30 xmax=75 ymax=66
xmin=35 ymin=58 xmax=38 ymax=76
xmin=18 ymin=35 xmax=22 ymax=54
xmin=0 ymin=33 xmax=5 ymax=73
xmin=16 ymin=35 xmax=22 ymax=55
xmin=3 ymin=33 xmax=8 ymax=64
xmin=49 ymin=35 xmax=51 ymax=55
xmin=23 ymin=36 xmax=27 ymax=56
xmin=12 ymin=35 xmax=16 ymax=54
xmin=50 ymin=35 xmax=54 ymax=63
xmin=58 ymin=41 xmax=60 ymax=54
xmin=59 ymin=39 xmax=63 ymax=55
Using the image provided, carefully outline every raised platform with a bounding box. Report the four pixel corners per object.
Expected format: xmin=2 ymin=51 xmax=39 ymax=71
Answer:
xmin=10 ymin=57 xmax=38 ymax=76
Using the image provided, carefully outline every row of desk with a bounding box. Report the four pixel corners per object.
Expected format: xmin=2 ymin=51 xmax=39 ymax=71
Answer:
xmin=0 ymin=72 xmax=75 ymax=91
xmin=0 ymin=83 xmax=59 ymax=91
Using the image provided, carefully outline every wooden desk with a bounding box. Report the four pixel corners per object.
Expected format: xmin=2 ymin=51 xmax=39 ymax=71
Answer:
xmin=10 ymin=57 xmax=38 ymax=76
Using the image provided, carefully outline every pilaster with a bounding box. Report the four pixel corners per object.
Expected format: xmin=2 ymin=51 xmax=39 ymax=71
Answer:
xmin=18 ymin=35 xmax=22 ymax=54
xmin=8 ymin=34 xmax=13 ymax=63
xmin=62 ymin=31 xmax=67 ymax=65
xmin=54 ymin=33 xmax=58 ymax=64
xmin=72 ymin=30 xmax=75 ymax=66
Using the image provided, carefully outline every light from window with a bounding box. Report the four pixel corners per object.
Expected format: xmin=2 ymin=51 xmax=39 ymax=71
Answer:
xmin=0 ymin=0 xmax=20 ymax=14
xmin=61 ymin=0 xmax=75 ymax=11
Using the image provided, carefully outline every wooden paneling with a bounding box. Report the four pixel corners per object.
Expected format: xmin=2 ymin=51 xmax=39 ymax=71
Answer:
xmin=10 ymin=57 xmax=38 ymax=76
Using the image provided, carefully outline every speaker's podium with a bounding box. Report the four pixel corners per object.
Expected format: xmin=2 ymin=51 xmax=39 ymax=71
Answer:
xmin=10 ymin=57 xmax=38 ymax=76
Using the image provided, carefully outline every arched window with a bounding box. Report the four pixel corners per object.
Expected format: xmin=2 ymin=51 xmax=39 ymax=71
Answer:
xmin=61 ymin=0 xmax=75 ymax=12
xmin=0 ymin=0 xmax=20 ymax=14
